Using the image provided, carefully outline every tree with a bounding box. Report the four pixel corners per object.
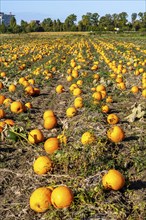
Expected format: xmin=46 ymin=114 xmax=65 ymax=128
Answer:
xmin=10 ymin=16 xmax=17 ymax=28
xmin=9 ymin=16 xmax=17 ymax=33
xmin=41 ymin=18 xmax=53 ymax=31
xmin=20 ymin=20 xmax=28 ymax=32
xmin=56 ymin=19 xmax=63 ymax=31
xmin=77 ymin=20 xmax=84 ymax=31
xmin=112 ymin=13 xmax=119 ymax=28
xmin=0 ymin=22 xmax=7 ymax=33
xmin=90 ymin=13 xmax=100 ymax=26
xmin=131 ymin=13 xmax=137 ymax=24
xmin=64 ymin=14 xmax=77 ymax=31
xmin=133 ymin=20 xmax=141 ymax=31
xmin=118 ymin=12 xmax=128 ymax=29
xmin=81 ymin=13 xmax=92 ymax=31
xmin=99 ymin=14 xmax=113 ymax=31
xmin=138 ymin=12 xmax=146 ymax=31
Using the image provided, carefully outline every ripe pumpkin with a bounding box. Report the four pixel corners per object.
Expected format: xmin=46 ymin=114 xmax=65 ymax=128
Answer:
xmin=96 ymin=84 xmax=106 ymax=92
xmin=3 ymin=98 xmax=13 ymax=107
xmin=131 ymin=86 xmax=139 ymax=94
xmin=25 ymin=85 xmax=35 ymax=96
xmin=0 ymin=126 xmax=3 ymax=133
xmin=102 ymin=169 xmax=125 ymax=190
xmin=34 ymin=87 xmax=40 ymax=95
xmin=4 ymin=119 xmax=15 ymax=126
xmin=43 ymin=109 xmax=55 ymax=120
xmin=93 ymin=73 xmax=100 ymax=80
xmin=10 ymin=101 xmax=24 ymax=113
xmin=33 ymin=156 xmax=52 ymax=175
xmin=92 ymin=91 xmax=102 ymax=101
xmin=0 ymin=121 xmax=6 ymax=128
xmin=73 ymin=88 xmax=82 ymax=96
xmin=107 ymin=125 xmax=125 ymax=143
xmin=25 ymin=102 xmax=32 ymax=109
xmin=8 ymin=84 xmax=16 ymax=92
xmin=66 ymin=106 xmax=77 ymax=117
xmin=142 ymin=89 xmax=146 ymax=98
xmin=18 ymin=77 xmax=26 ymax=84
xmin=0 ymin=108 xmax=5 ymax=119
xmin=74 ymin=98 xmax=83 ymax=109
xmin=76 ymin=79 xmax=83 ymax=86
xmin=29 ymin=187 xmax=52 ymax=212
xmin=107 ymin=114 xmax=119 ymax=125
xmin=100 ymin=90 xmax=107 ymax=99
xmin=44 ymin=116 xmax=57 ymax=130
xmin=106 ymin=96 xmax=113 ymax=103
xmin=81 ymin=131 xmax=95 ymax=145
xmin=0 ymin=81 xmax=4 ymax=90
xmin=72 ymin=69 xmax=79 ymax=78
xmin=22 ymin=80 xmax=30 ymax=87
xmin=0 ymin=94 xmax=6 ymax=105
xmin=1 ymin=72 xmax=6 ymax=78
xmin=51 ymin=186 xmax=73 ymax=208
xmin=66 ymin=75 xmax=73 ymax=82
xmin=101 ymin=105 xmax=110 ymax=113
xmin=28 ymin=129 xmax=44 ymax=144
xmin=28 ymin=79 xmax=35 ymax=85
xmin=69 ymin=83 xmax=78 ymax=92
xmin=44 ymin=137 xmax=59 ymax=154
xmin=56 ymin=85 xmax=64 ymax=94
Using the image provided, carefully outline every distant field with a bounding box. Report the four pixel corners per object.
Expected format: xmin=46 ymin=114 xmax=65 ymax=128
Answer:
xmin=0 ymin=33 xmax=146 ymax=220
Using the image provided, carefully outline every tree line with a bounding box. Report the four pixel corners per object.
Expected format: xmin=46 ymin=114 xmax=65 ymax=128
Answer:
xmin=0 ymin=12 xmax=146 ymax=33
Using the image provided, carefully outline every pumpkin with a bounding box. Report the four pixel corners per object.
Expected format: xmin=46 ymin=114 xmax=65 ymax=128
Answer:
xmin=44 ymin=137 xmax=59 ymax=154
xmin=107 ymin=114 xmax=119 ymax=124
xmin=107 ymin=125 xmax=125 ymax=143
xmin=102 ymin=169 xmax=125 ymax=190
xmin=10 ymin=101 xmax=24 ymax=113
xmin=66 ymin=107 xmax=77 ymax=117
xmin=33 ymin=156 xmax=52 ymax=175
xmin=29 ymin=187 xmax=52 ymax=212
xmin=43 ymin=116 xmax=57 ymax=130
xmin=81 ymin=131 xmax=95 ymax=145
xmin=51 ymin=186 xmax=73 ymax=208
xmin=28 ymin=129 xmax=44 ymax=144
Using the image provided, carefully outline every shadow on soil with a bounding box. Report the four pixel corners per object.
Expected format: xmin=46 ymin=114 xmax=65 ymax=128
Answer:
xmin=124 ymin=136 xmax=139 ymax=141
xmin=0 ymin=147 xmax=16 ymax=153
xmin=129 ymin=180 xmax=146 ymax=190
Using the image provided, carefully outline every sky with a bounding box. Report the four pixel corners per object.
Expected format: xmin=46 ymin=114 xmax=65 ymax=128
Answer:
xmin=1 ymin=0 xmax=146 ymax=24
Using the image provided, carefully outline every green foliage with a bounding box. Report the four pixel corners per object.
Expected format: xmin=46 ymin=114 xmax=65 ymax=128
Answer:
xmin=2 ymin=11 xmax=146 ymax=33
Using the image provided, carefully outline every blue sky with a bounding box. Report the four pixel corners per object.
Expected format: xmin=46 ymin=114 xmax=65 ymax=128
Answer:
xmin=1 ymin=0 xmax=146 ymax=24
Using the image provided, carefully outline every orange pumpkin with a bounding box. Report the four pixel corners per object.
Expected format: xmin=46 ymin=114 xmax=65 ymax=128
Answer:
xmin=0 ymin=94 xmax=6 ymax=105
xmin=44 ymin=116 xmax=57 ymax=130
xmin=0 ymin=108 xmax=5 ymax=119
xmin=44 ymin=137 xmax=59 ymax=154
xmin=29 ymin=187 xmax=52 ymax=212
xmin=107 ymin=125 xmax=125 ymax=143
xmin=33 ymin=156 xmax=52 ymax=175
xmin=51 ymin=186 xmax=73 ymax=208
xmin=28 ymin=129 xmax=44 ymax=144
xmin=102 ymin=169 xmax=125 ymax=190
xmin=10 ymin=101 xmax=24 ymax=113
xmin=107 ymin=114 xmax=119 ymax=124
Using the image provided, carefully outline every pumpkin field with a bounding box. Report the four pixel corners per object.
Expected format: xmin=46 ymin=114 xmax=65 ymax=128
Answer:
xmin=0 ymin=32 xmax=146 ymax=220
